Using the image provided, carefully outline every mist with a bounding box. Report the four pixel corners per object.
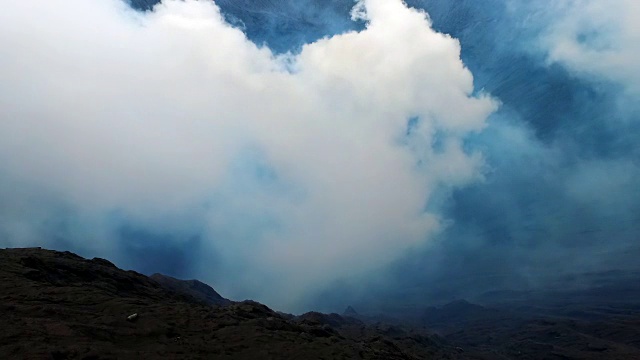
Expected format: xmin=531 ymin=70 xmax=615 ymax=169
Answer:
xmin=309 ymin=0 xmax=640 ymax=312
xmin=0 ymin=0 xmax=497 ymax=312
xmin=1 ymin=0 xmax=638 ymax=313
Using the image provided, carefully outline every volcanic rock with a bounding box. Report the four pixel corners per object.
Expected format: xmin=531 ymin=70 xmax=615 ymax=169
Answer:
xmin=0 ymin=247 xmax=466 ymax=359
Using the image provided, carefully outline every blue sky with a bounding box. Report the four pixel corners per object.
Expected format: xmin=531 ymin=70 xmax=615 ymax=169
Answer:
xmin=1 ymin=0 xmax=638 ymax=312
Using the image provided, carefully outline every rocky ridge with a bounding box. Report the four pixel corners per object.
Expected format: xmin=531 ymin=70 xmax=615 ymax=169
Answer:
xmin=0 ymin=247 xmax=464 ymax=359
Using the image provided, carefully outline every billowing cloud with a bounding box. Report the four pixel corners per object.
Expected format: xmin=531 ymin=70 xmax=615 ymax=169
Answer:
xmin=304 ymin=0 xmax=640 ymax=312
xmin=538 ymin=0 xmax=640 ymax=94
xmin=0 ymin=0 xmax=496 ymax=310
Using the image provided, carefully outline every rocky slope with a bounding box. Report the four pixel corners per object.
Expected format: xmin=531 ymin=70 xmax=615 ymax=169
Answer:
xmin=149 ymin=273 xmax=232 ymax=307
xmin=0 ymin=247 xmax=465 ymax=359
xmin=4 ymin=247 xmax=639 ymax=359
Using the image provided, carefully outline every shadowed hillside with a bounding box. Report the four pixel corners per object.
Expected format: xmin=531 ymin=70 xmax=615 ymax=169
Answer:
xmin=0 ymin=247 xmax=465 ymax=359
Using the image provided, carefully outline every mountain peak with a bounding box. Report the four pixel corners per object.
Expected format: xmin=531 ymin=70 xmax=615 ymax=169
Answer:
xmin=150 ymin=273 xmax=231 ymax=306
xmin=343 ymin=305 xmax=358 ymax=316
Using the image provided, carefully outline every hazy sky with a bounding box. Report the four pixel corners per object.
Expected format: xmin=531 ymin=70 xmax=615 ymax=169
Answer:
xmin=1 ymin=0 xmax=638 ymax=312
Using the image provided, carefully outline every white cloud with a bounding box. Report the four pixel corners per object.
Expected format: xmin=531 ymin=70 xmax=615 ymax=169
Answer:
xmin=0 ymin=0 xmax=496 ymax=310
xmin=539 ymin=0 xmax=640 ymax=93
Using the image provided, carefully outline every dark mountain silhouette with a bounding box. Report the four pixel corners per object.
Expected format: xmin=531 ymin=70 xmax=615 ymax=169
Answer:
xmin=375 ymin=296 xmax=640 ymax=359
xmin=150 ymin=273 xmax=232 ymax=307
xmin=344 ymin=305 xmax=359 ymax=317
xmin=0 ymin=247 xmax=466 ymax=359
xmin=3 ymin=246 xmax=640 ymax=359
